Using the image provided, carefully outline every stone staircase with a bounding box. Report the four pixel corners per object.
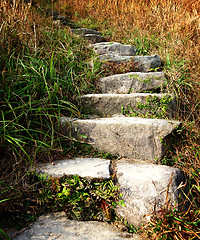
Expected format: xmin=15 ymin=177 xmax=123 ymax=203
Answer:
xmin=14 ymin=24 xmax=187 ymax=240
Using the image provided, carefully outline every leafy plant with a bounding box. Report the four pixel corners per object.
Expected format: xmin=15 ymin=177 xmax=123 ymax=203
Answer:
xmin=121 ymin=95 xmax=174 ymax=119
xmin=0 ymin=172 xmax=121 ymax=229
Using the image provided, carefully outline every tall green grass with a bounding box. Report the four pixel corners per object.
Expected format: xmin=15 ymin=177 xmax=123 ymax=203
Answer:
xmin=0 ymin=28 xmax=95 ymax=163
xmin=0 ymin=1 xmax=101 ymax=231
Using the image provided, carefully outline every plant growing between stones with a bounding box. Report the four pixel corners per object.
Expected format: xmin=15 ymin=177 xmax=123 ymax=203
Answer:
xmin=121 ymin=95 xmax=174 ymax=119
xmin=0 ymin=172 xmax=121 ymax=230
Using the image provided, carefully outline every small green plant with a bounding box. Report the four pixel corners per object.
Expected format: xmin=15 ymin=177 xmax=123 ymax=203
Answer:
xmin=121 ymin=95 xmax=173 ymax=119
xmin=0 ymin=172 xmax=121 ymax=229
xmin=123 ymin=221 xmax=138 ymax=234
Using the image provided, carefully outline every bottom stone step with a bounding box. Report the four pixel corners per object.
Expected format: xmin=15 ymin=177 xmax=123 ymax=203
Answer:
xmin=28 ymin=157 xmax=187 ymax=232
xmin=59 ymin=116 xmax=181 ymax=162
xmin=115 ymin=160 xmax=187 ymax=228
xmin=13 ymin=212 xmax=142 ymax=240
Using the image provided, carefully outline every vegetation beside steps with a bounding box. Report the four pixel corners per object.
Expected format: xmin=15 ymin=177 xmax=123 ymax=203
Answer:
xmin=0 ymin=0 xmax=199 ymax=239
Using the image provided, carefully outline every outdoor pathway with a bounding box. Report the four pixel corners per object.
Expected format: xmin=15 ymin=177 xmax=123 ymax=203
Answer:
xmin=13 ymin=10 xmax=187 ymax=240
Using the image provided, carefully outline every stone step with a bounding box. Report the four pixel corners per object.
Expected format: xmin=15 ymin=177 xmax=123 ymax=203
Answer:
xmin=13 ymin=212 xmax=142 ymax=240
xmin=92 ymin=42 xmax=137 ymax=56
xmin=59 ymin=116 xmax=181 ymax=162
xmin=29 ymin=157 xmax=187 ymax=230
xmin=114 ymin=160 xmax=187 ymax=228
xmin=97 ymin=55 xmax=161 ymax=72
xmin=82 ymin=34 xmax=106 ymax=43
xmin=71 ymin=28 xmax=100 ymax=35
xmin=31 ymin=158 xmax=111 ymax=179
xmin=71 ymin=28 xmax=106 ymax=43
xmin=99 ymin=71 xmax=166 ymax=94
xmin=80 ymin=93 xmax=176 ymax=119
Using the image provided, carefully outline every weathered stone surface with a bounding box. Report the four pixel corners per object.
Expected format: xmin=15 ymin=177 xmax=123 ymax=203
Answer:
xmin=133 ymin=55 xmax=161 ymax=71
xmin=59 ymin=117 xmax=181 ymax=162
xmin=31 ymin=158 xmax=110 ymax=179
xmin=99 ymin=72 xmax=166 ymax=94
xmin=71 ymin=28 xmax=100 ymax=35
xmin=92 ymin=42 xmax=137 ymax=56
xmin=115 ymin=161 xmax=187 ymax=228
xmin=80 ymin=93 xmax=176 ymax=119
xmin=14 ymin=212 xmax=142 ymax=240
xmin=97 ymin=54 xmax=133 ymax=63
xmin=97 ymin=55 xmax=161 ymax=71
xmin=82 ymin=34 xmax=106 ymax=43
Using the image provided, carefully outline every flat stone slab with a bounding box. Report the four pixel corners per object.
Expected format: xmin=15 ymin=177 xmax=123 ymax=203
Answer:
xmin=97 ymin=55 xmax=161 ymax=71
xmin=115 ymin=161 xmax=187 ymax=228
xmin=82 ymin=34 xmax=106 ymax=43
xmin=92 ymin=42 xmax=137 ymax=56
xmin=97 ymin=54 xmax=133 ymax=63
xmin=71 ymin=28 xmax=100 ymax=35
xmin=31 ymin=158 xmax=110 ymax=179
xmin=99 ymin=72 xmax=166 ymax=94
xmin=13 ymin=212 xmax=142 ymax=240
xmin=59 ymin=117 xmax=181 ymax=162
xmin=80 ymin=93 xmax=176 ymax=118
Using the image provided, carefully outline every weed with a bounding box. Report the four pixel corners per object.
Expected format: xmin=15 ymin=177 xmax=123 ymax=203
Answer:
xmin=143 ymin=207 xmax=200 ymax=239
xmin=0 ymin=172 xmax=120 ymax=229
xmin=121 ymin=95 xmax=174 ymax=119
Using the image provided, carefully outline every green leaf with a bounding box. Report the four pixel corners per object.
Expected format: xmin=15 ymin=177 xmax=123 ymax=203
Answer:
xmin=0 ymin=229 xmax=11 ymax=240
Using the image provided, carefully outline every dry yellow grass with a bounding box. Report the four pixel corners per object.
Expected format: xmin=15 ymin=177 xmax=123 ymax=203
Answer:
xmin=54 ymin=0 xmax=200 ymax=122
xmin=0 ymin=0 xmax=52 ymax=57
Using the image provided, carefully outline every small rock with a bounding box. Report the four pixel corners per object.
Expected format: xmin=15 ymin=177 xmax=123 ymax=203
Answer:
xmin=13 ymin=212 xmax=142 ymax=240
xmin=31 ymin=158 xmax=111 ymax=179
xmin=115 ymin=161 xmax=187 ymax=228
xmin=133 ymin=55 xmax=162 ymax=71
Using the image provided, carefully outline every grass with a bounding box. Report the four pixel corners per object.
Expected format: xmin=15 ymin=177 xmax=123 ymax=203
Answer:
xmin=0 ymin=0 xmax=200 ymax=239
xmin=0 ymin=0 xmax=101 ymax=236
